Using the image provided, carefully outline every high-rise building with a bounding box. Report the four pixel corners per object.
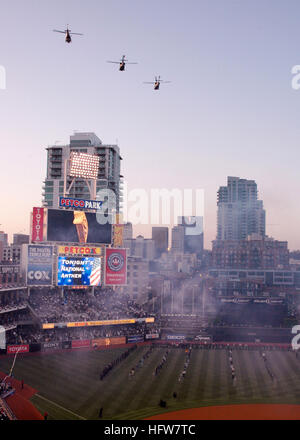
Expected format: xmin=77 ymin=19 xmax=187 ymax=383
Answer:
xmin=13 ymin=234 xmax=29 ymax=245
xmin=124 ymin=236 xmax=155 ymax=260
xmin=152 ymin=227 xmax=169 ymax=258
xmin=2 ymin=244 xmax=22 ymax=263
xmin=0 ymin=232 xmax=8 ymax=247
xmin=124 ymin=256 xmax=150 ymax=302
xmin=217 ymin=177 xmax=265 ymax=240
xmin=42 ymin=132 xmax=122 ymax=212
xmin=123 ymin=222 xmax=133 ymax=240
xmin=177 ymin=216 xmax=204 ymax=258
xmin=171 ymin=225 xmax=185 ymax=253
xmin=0 ymin=242 xmax=3 ymax=262
xmin=212 ymin=235 xmax=289 ymax=269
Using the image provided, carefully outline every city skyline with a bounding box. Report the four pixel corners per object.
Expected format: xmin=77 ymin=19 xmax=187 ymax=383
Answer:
xmin=1 ymin=0 xmax=300 ymax=249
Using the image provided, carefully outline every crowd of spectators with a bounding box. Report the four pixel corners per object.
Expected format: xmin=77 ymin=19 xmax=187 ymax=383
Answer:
xmin=0 ymin=405 xmax=11 ymax=420
xmin=5 ymin=321 xmax=160 ymax=345
xmin=28 ymin=288 xmax=150 ymax=323
xmin=0 ymin=301 xmax=27 ymax=314
xmin=0 ymin=286 xmax=161 ymax=346
xmin=0 ymin=381 xmax=14 ymax=399
xmin=0 ymin=308 xmax=32 ymax=328
xmin=0 ymin=293 xmax=33 ymax=331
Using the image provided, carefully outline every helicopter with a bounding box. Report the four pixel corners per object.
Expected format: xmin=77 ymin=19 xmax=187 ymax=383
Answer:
xmin=143 ymin=76 xmax=171 ymax=90
xmin=53 ymin=26 xmax=83 ymax=43
xmin=107 ymin=55 xmax=138 ymax=71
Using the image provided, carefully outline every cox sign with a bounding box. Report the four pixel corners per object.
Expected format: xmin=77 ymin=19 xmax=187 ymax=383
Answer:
xmin=28 ymin=270 xmax=51 ymax=282
xmin=27 ymin=245 xmax=53 ymax=286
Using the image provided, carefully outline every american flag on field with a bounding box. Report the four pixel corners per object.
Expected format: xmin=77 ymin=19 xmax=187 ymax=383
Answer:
xmin=90 ymin=258 xmax=101 ymax=286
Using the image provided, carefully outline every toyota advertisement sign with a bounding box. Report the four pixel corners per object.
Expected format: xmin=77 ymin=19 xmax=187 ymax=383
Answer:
xmin=27 ymin=245 xmax=53 ymax=286
xmin=31 ymin=207 xmax=44 ymax=242
xmin=7 ymin=345 xmax=29 ymax=354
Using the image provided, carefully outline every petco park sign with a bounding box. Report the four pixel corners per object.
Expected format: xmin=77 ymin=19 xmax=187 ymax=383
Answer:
xmin=59 ymin=196 xmax=103 ymax=210
xmin=58 ymin=246 xmax=102 ymax=256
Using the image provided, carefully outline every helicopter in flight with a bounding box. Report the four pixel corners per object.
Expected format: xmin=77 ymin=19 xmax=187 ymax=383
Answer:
xmin=107 ymin=55 xmax=138 ymax=71
xmin=53 ymin=26 xmax=83 ymax=43
xmin=143 ymin=76 xmax=171 ymax=90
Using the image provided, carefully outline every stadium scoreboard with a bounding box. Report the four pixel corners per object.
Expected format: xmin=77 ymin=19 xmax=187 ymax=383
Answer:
xmin=57 ymin=256 xmax=102 ymax=286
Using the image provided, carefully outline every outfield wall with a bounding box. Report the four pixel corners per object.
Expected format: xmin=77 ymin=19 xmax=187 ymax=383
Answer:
xmin=1 ymin=327 xmax=295 ymax=356
xmin=209 ymin=326 xmax=293 ymax=343
xmin=1 ymin=333 xmax=160 ymax=355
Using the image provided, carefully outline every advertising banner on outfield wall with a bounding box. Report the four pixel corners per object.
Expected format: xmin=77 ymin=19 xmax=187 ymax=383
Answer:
xmin=29 ymin=343 xmax=41 ymax=353
xmin=27 ymin=245 xmax=53 ymax=286
xmin=71 ymin=340 xmax=91 ymax=349
xmin=166 ymin=335 xmax=186 ymax=341
xmin=105 ymin=248 xmax=127 ymax=285
xmin=31 ymin=207 xmax=44 ymax=242
xmin=7 ymin=345 xmax=29 ymax=354
xmin=62 ymin=341 xmax=72 ymax=349
xmin=145 ymin=334 xmax=160 ymax=340
xmin=42 ymin=341 xmax=61 ymax=351
xmin=127 ymin=335 xmax=144 ymax=343
xmin=92 ymin=337 xmax=126 ymax=347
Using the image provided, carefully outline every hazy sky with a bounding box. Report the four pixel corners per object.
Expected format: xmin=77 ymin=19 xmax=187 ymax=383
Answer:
xmin=0 ymin=0 xmax=300 ymax=249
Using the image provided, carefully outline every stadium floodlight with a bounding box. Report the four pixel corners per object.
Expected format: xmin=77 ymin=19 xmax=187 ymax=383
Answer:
xmin=69 ymin=152 xmax=100 ymax=180
xmin=63 ymin=152 xmax=101 ymax=200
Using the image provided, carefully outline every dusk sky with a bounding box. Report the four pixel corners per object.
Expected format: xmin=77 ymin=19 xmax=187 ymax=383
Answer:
xmin=1 ymin=0 xmax=300 ymax=249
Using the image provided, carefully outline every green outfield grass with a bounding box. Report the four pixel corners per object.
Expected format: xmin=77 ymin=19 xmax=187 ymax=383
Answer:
xmin=0 ymin=346 xmax=300 ymax=420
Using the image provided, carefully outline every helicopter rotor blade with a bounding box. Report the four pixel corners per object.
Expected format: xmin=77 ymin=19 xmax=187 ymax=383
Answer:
xmin=69 ymin=32 xmax=83 ymax=36
xmin=107 ymin=61 xmax=120 ymax=64
xmin=143 ymin=82 xmax=155 ymax=84
xmin=53 ymin=30 xmax=66 ymax=33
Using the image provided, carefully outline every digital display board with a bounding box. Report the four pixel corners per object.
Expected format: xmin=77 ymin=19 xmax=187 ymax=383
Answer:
xmin=41 ymin=317 xmax=153 ymax=329
xmin=57 ymin=256 xmax=101 ymax=286
xmin=47 ymin=209 xmax=112 ymax=244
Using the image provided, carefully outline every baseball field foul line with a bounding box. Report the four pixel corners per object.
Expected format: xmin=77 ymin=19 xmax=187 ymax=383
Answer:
xmin=35 ymin=393 xmax=86 ymax=420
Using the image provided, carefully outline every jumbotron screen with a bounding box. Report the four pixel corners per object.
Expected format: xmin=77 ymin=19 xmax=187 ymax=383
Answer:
xmin=47 ymin=209 xmax=112 ymax=244
xmin=57 ymin=256 xmax=101 ymax=286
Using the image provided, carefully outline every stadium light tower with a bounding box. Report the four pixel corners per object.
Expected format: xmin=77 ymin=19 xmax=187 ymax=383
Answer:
xmin=63 ymin=152 xmax=100 ymax=200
